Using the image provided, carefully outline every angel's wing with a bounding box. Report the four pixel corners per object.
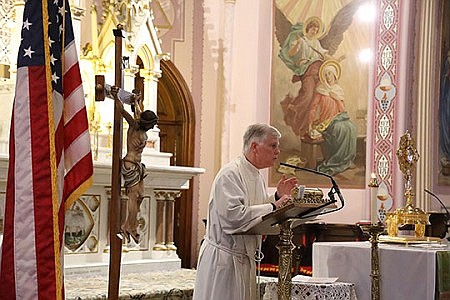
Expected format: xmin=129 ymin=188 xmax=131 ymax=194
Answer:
xmin=319 ymin=0 xmax=369 ymax=56
xmin=274 ymin=4 xmax=294 ymax=47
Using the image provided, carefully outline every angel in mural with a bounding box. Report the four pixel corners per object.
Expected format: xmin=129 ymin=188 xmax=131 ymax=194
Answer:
xmin=276 ymin=0 xmax=367 ymax=139
xmin=307 ymin=60 xmax=356 ymax=175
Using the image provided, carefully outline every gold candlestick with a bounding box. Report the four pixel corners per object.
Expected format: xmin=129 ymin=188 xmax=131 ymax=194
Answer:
xmin=361 ymin=223 xmax=385 ymax=300
xmin=276 ymin=219 xmax=295 ymax=300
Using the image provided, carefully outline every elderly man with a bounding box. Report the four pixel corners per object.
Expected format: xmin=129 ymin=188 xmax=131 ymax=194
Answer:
xmin=193 ymin=123 xmax=298 ymax=300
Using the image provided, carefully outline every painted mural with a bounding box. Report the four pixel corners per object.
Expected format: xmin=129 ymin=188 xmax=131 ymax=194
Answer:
xmin=270 ymin=0 xmax=373 ymax=188
xmin=438 ymin=0 xmax=450 ymax=187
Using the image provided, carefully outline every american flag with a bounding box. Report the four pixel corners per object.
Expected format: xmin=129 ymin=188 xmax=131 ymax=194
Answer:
xmin=0 ymin=0 xmax=93 ymax=299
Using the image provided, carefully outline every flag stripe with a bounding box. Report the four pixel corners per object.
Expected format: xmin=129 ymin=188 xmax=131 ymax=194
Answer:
xmin=64 ymin=83 xmax=85 ymax=123
xmin=64 ymin=107 xmax=89 ymax=148
xmin=64 ymin=40 xmax=78 ymax=72
xmin=30 ymin=63 xmax=58 ymax=298
xmin=64 ymin=154 xmax=94 ymax=207
xmin=55 ymin=115 xmax=64 ymax=165
xmin=15 ymin=67 xmax=41 ymax=300
xmin=63 ymin=56 xmax=82 ymax=100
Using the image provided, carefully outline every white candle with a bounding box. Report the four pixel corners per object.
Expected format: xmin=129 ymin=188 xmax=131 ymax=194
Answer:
xmin=368 ymin=173 xmax=379 ymax=225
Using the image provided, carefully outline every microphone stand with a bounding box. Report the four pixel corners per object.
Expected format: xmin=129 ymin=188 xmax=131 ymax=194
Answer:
xmin=279 ymin=162 xmax=345 ymax=218
xmin=272 ymin=163 xmax=345 ymax=300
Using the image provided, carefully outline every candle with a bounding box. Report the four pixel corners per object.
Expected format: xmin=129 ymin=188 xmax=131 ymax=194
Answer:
xmin=368 ymin=173 xmax=379 ymax=225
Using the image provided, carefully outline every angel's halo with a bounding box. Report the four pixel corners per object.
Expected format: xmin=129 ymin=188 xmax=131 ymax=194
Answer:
xmin=302 ymin=16 xmax=325 ymax=38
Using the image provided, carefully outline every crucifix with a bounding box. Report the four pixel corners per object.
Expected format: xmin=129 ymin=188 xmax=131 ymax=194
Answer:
xmin=94 ymin=24 xmax=158 ymax=300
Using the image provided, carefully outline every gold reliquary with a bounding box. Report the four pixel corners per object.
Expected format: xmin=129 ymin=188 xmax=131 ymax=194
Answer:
xmin=380 ymin=131 xmax=440 ymax=243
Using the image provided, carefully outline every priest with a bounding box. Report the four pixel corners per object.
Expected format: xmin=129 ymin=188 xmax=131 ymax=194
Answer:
xmin=193 ymin=123 xmax=298 ymax=300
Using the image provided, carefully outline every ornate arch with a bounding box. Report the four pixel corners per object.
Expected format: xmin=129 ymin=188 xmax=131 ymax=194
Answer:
xmin=158 ymin=59 xmax=195 ymax=267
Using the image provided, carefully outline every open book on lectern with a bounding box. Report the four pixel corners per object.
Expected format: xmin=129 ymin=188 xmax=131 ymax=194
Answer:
xmin=243 ymin=162 xmax=345 ymax=235
xmin=243 ymin=201 xmax=336 ymax=235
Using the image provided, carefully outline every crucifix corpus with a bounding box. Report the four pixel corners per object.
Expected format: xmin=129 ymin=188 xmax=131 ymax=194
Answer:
xmin=94 ymin=24 xmax=158 ymax=300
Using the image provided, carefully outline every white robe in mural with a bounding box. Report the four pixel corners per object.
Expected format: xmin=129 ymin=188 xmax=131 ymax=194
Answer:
xmin=193 ymin=155 xmax=275 ymax=300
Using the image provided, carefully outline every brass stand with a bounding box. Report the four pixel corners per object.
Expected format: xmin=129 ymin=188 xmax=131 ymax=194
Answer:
xmin=246 ymin=203 xmax=335 ymax=300
xmin=276 ymin=219 xmax=295 ymax=300
xmin=361 ymin=224 xmax=384 ymax=300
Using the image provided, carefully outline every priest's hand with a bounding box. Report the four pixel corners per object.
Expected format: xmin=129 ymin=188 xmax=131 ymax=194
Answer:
xmin=276 ymin=175 xmax=298 ymax=197
xmin=274 ymin=194 xmax=292 ymax=209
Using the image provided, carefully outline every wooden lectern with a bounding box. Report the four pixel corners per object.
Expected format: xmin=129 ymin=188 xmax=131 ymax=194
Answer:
xmin=245 ymin=201 xmax=335 ymax=300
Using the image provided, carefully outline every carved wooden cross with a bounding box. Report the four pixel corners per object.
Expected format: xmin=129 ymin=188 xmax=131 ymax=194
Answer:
xmin=93 ymin=24 xmax=132 ymax=300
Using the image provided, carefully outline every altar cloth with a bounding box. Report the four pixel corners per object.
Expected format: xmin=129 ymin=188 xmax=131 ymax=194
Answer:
xmin=313 ymin=241 xmax=450 ymax=300
xmin=261 ymin=276 xmax=357 ymax=300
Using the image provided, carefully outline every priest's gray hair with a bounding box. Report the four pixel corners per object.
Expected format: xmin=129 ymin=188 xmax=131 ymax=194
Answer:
xmin=242 ymin=123 xmax=281 ymax=154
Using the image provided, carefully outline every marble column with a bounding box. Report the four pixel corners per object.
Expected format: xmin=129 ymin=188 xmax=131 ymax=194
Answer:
xmin=153 ymin=190 xmax=182 ymax=251
xmin=220 ymin=0 xmax=236 ymax=165
xmin=153 ymin=190 xmax=167 ymax=250
xmin=165 ymin=191 xmax=181 ymax=251
xmin=414 ymin=0 xmax=439 ymax=211
xmin=140 ymin=63 xmax=163 ymax=113
xmin=139 ymin=67 xmax=162 ymax=151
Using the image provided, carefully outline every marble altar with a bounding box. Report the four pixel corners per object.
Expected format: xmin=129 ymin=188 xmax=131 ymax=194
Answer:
xmin=0 ymin=151 xmax=204 ymax=277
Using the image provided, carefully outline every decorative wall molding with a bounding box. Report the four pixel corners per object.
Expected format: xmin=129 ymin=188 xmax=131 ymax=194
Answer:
xmin=371 ymin=0 xmax=401 ymax=213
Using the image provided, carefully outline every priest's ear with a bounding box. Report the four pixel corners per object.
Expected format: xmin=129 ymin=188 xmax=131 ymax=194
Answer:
xmin=250 ymin=141 xmax=259 ymax=153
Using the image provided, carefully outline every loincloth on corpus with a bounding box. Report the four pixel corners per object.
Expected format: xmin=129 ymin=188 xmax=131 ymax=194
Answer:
xmin=121 ymin=159 xmax=147 ymax=188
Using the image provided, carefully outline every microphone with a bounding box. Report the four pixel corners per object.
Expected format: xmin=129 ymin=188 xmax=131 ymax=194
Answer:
xmin=424 ymin=189 xmax=450 ymax=222
xmin=279 ymin=162 xmax=345 ymax=216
